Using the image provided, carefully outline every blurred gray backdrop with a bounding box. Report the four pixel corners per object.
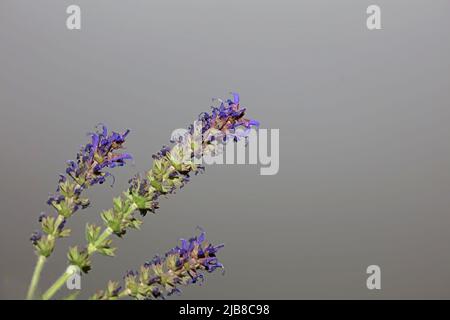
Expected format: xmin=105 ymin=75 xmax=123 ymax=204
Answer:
xmin=1 ymin=0 xmax=450 ymax=299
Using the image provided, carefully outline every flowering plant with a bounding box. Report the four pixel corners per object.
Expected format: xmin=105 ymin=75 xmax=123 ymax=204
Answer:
xmin=26 ymin=93 xmax=258 ymax=300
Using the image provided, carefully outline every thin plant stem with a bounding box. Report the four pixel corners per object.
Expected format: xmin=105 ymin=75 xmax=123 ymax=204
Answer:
xmin=42 ymin=266 xmax=78 ymax=300
xmin=26 ymin=255 xmax=46 ymax=300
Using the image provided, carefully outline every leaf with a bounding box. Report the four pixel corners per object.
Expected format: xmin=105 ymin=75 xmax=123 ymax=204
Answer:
xmin=129 ymin=218 xmax=143 ymax=230
xmin=85 ymin=223 xmax=101 ymax=244
xmin=41 ymin=216 xmax=56 ymax=235
xmin=57 ymin=201 xmax=72 ymax=218
xmin=113 ymin=197 xmax=122 ymax=211
xmin=98 ymin=246 xmax=116 ymax=257
xmin=58 ymin=228 xmax=71 ymax=238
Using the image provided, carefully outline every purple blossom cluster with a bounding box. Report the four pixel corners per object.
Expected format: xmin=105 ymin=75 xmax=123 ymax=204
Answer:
xmin=46 ymin=124 xmax=132 ymax=214
xmin=128 ymin=93 xmax=259 ymax=217
xmin=195 ymin=92 xmax=259 ymax=142
xmin=63 ymin=124 xmax=131 ymax=187
xmin=30 ymin=124 xmax=132 ymax=254
xmin=93 ymin=229 xmax=224 ymax=300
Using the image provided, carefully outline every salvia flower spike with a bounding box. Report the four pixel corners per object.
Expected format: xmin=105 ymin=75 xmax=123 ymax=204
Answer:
xmin=91 ymin=229 xmax=224 ymax=300
xmin=127 ymin=92 xmax=260 ymax=218
xmin=26 ymin=125 xmax=132 ymax=300
xmin=31 ymin=124 xmax=132 ymax=258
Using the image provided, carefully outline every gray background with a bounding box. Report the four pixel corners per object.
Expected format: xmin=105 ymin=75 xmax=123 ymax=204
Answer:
xmin=1 ymin=0 xmax=450 ymax=299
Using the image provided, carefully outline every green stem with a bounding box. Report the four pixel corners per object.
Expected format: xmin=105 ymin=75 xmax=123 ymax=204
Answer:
xmin=26 ymin=255 xmax=46 ymax=300
xmin=42 ymin=265 xmax=78 ymax=300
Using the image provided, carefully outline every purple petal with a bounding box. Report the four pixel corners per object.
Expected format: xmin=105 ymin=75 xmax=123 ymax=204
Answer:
xmin=231 ymin=92 xmax=240 ymax=104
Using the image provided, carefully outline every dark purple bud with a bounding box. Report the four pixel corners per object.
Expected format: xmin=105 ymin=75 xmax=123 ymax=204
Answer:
xmin=148 ymin=275 xmax=161 ymax=285
xmin=168 ymin=172 xmax=178 ymax=179
xmin=124 ymin=270 xmax=137 ymax=278
xmin=74 ymin=185 xmax=83 ymax=196
xmin=151 ymin=287 xmax=162 ymax=299
xmin=38 ymin=212 xmax=47 ymax=223
xmin=167 ymin=287 xmax=181 ymax=296
xmin=57 ymin=218 xmax=66 ymax=232
xmin=111 ymin=285 xmax=121 ymax=296
xmin=30 ymin=231 xmax=42 ymax=245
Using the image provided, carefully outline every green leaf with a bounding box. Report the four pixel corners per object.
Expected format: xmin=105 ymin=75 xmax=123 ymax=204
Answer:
xmin=41 ymin=216 xmax=56 ymax=235
xmin=58 ymin=228 xmax=71 ymax=238
xmin=113 ymin=197 xmax=122 ymax=211
xmin=98 ymin=246 xmax=116 ymax=257
xmin=58 ymin=200 xmax=73 ymax=218
xmin=85 ymin=223 xmax=101 ymax=244
xmin=128 ymin=218 xmax=143 ymax=230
